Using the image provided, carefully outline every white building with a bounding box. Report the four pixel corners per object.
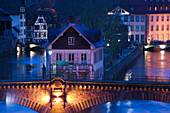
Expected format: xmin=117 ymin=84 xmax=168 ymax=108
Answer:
xmin=34 ymin=15 xmax=48 ymax=42
xmin=46 ymin=21 xmax=105 ymax=79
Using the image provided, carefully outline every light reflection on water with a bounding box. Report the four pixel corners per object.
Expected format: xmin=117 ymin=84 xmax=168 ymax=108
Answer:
xmin=124 ymin=50 xmax=170 ymax=82
xmin=79 ymin=100 xmax=170 ymax=113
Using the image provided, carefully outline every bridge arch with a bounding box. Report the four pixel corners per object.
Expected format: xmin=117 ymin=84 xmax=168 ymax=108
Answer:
xmin=65 ymin=89 xmax=169 ymax=113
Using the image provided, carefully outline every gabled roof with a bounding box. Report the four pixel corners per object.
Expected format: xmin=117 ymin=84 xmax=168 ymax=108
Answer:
xmin=108 ymin=6 xmax=130 ymax=15
xmin=47 ymin=23 xmax=105 ymax=49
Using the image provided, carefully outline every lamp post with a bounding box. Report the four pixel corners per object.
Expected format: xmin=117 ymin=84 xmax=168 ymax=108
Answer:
xmin=48 ymin=50 xmax=52 ymax=79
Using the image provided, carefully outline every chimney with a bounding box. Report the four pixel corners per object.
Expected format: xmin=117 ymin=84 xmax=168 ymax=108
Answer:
xmin=66 ymin=17 xmax=69 ymax=25
xmin=68 ymin=16 xmax=74 ymax=23
xmin=76 ymin=17 xmax=81 ymax=26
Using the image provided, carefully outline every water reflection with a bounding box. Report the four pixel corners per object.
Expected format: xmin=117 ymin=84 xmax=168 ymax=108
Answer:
xmin=79 ymin=100 xmax=170 ymax=113
xmin=125 ymin=50 xmax=170 ymax=82
xmin=0 ymin=51 xmax=46 ymax=80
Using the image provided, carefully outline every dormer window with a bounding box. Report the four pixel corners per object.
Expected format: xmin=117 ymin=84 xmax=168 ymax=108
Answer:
xmin=130 ymin=7 xmax=134 ymax=12
xmin=39 ymin=19 xmax=43 ymax=23
xmin=68 ymin=37 xmax=75 ymax=45
xmin=20 ymin=7 xmax=25 ymax=12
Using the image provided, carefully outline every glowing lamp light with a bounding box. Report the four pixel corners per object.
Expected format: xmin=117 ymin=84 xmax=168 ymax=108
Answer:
xmin=66 ymin=95 xmax=72 ymax=103
xmin=107 ymin=12 xmax=113 ymax=15
xmin=159 ymin=45 xmax=166 ymax=49
xmin=54 ymin=98 xmax=62 ymax=103
xmin=53 ymin=92 xmax=62 ymax=97
xmin=107 ymin=43 xmax=110 ymax=47
xmin=48 ymin=50 xmax=52 ymax=55
xmin=42 ymin=95 xmax=50 ymax=103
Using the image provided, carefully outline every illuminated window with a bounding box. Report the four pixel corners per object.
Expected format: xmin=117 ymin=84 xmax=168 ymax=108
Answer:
xmin=160 ymin=7 xmax=162 ymax=11
xmin=167 ymin=34 xmax=169 ymax=40
xmin=166 ymin=7 xmax=168 ymax=11
xmin=81 ymin=54 xmax=87 ymax=63
xmin=156 ymin=34 xmax=159 ymax=40
xmin=161 ymin=34 xmax=164 ymax=41
xmin=155 ymin=7 xmax=157 ymax=11
xmin=56 ymin=53 xmax=62 ymax=61
xmin=68 ymin=37 xmax=75 ymax=45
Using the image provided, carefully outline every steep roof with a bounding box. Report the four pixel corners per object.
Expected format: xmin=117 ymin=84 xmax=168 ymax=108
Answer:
xmin=0 ymin=8 xmax=12 ymax=21
xmin=47 ymin=23 xmax=105 ymax=49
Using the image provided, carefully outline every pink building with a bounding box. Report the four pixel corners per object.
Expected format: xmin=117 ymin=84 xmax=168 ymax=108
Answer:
xmin=46 ymin=21 xmax=105 ymax=79
xmin=147 ymin=14 xmax=169 ymax=44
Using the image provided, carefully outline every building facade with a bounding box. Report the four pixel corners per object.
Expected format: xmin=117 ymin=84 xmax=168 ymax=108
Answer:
xmin=34 ymin=15 xmax=48 ymax=42
xmin=0 ymin=8 xmax=16 ymax=55
xmin=0 ymin=0 xmax=26 ymax=43
xmin=46 ymin=22 xmax=105 ymax=79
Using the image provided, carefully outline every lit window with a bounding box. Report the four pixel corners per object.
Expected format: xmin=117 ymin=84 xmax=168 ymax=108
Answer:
xmin=166 ymin=7 xmax=168 ymax=11
xmin=161 ymin=34 xmax=164 ymax=41
xmin=156 ymin=34 xmax=159 ymax=40
xmin=160 ymin=7 xmax=162 ymax=11
xmin=81 ymin=54 xmax=87 ymax=63
xmin=155 ymin=7 xmax=157 ymax=11
xmin=56 ymin=53 xmax=62 ymax=61
xmin=167 ymin=34 xmax=169 ymax=40
xmin=68 ymin=37 xmax=75 ymax=45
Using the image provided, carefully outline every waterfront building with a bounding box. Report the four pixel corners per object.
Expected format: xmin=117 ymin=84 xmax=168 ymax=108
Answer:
xmin=26 ymin=6 xmax=57 ymax=43
xmin=46 ymin=19 xmax=105 ymax=79
xmin=0 ymin=8 xmax=15 ymax=55
xmin=110 ymin=0 xmax=169 ymax=44
xmin=0 ymin=0 xmax=26 ymax=43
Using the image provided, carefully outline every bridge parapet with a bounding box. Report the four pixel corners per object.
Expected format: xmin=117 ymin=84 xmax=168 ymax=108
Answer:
xmin=1 ymin=78 xmax=170 ymax=113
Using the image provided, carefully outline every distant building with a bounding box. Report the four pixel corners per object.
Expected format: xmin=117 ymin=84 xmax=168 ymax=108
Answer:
xmin=34 ymin=15 xmax=48 ymax=43
xmin=0 ymin=0 xmax=26 ymax=43
xmin=26 ymin=7 xmax=57 ymax=43
xmin=109 ymin=0 xmax=169 ymax=44
xmin=46 ymin=20 xmax=105 ymax=79
xmin=0 ymin=8 xmax=15 ymax=55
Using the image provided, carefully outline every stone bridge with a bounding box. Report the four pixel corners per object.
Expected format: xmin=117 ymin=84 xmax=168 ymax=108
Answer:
xmin=144 ymin=44 xmax=170 ymax=50
xmin=1 ymin=78 xmax=170 ymax=113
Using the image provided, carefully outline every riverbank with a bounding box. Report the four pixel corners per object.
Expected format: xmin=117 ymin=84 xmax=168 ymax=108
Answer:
xmin=103 ymin=45 xmax=143 ymax=80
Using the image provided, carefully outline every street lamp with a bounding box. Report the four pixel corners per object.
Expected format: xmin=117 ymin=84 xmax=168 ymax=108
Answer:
xmin=48 ymin=50 xmax=52 ymax=79
xmin=118 ymin=39 xmax=122 ymax=56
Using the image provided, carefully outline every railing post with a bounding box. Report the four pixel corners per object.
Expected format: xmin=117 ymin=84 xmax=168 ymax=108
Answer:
xmin=155 ymin=76 xmax=157 ymax=82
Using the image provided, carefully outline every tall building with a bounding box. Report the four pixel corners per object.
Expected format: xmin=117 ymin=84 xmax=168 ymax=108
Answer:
xmin=0 ymin=0 xmax=26 ymax=43
xmin=109 ymin=0 xmax=169 ymax=44
xmin=0 ymin=8 xmax=15 ymax=55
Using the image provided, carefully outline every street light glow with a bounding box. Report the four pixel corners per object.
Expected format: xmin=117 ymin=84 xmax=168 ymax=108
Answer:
xmin=107 ymin=43 xmax=110 ymax=47
xmin=48 ymin=50 xmax=52 ymax=55
xmin=118 ymin=39 xmax=120 ymax=42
